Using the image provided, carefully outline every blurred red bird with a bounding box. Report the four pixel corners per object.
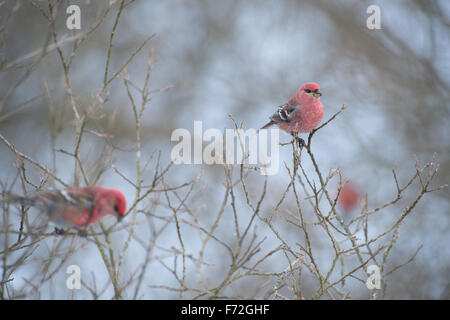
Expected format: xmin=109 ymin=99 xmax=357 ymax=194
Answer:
xmin=261 ymin=82 xmax=325 ymax=138
xmin=2 ymin=186 xmax=127 ymax=230
xmin=337 ymin=181 xmax=361 ymax=214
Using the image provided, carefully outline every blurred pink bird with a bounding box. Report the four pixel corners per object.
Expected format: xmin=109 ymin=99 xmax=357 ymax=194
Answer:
xmin=337 ymin=181 xmax=361 ymax=214
xmin=261 ymin=82 xmax=324 ymax=144
xmin=2 ymin=186 xmax=127 ymax=232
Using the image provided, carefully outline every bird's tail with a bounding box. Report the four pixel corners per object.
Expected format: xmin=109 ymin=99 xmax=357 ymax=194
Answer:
xmin=260 ymin=120 xmax=275 ymax=130
xmin=1 ymin=193 xmax=41 ymax=207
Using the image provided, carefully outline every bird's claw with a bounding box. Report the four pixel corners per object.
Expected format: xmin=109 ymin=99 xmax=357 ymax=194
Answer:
xmin=77 ymin=228 xmax=88 ymax=237
xmin=54 ymin=227 xmax=65 ymax=235
xmin=295 ymin=137 xmax=305 ymax=148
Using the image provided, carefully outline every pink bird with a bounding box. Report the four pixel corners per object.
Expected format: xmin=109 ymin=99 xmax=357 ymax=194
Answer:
xmin=3 ymin=186 xmax=127 ymax=232
xmin=261 ymin=82 xmax=324 ymax=144
xmin=337 ymin=181 xmax=361 ymax=214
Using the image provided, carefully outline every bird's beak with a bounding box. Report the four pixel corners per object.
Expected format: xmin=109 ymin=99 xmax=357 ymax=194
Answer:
xmin=313 ymin=90 xmax=322 ymax=98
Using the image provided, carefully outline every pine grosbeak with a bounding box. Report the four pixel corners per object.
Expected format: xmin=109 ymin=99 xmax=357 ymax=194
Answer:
xmin=261 ymin=82 xmax=324 ymax=143
xmin=2 ymin=186 xmax=126 ymax=230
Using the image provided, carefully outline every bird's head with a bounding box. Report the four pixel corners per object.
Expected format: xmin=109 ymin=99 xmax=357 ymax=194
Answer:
xmin=293 ymin=82 xmax=322 ymax=105
xmin=110 ymin=189 xmax=127 ymax=221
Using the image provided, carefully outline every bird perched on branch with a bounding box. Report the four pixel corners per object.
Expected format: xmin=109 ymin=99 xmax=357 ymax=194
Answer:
xmin=2 ymin=186 xmax=127 ymax=232
xmin=261 ymin=82 xmax=324 ymax=145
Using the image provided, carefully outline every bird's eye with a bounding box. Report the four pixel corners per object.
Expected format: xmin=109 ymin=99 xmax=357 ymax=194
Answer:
xmin=305 ymin=89 xmax=311 ymax=93
xmin=114 ymin=204 xmax=119 ymax=212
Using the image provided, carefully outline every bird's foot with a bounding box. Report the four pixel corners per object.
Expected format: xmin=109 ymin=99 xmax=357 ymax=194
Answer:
xmin=289 ymin=132 xmax=305 ymax=148
xmin=54 ymin=227 xmax=65 ymax=235
xmin=295 ymin=137 xmax=305 ymax=148
xmin=76 ymin=228 xmax=88 ymax=237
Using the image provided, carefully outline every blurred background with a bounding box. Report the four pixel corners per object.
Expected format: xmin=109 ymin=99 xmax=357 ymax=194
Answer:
xmin=0 ymin=0 xmax=449 ymax=299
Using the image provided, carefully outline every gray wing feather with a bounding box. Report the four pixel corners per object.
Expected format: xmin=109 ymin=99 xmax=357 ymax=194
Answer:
xmin=270 ymin=105 xmax=297 ymax=123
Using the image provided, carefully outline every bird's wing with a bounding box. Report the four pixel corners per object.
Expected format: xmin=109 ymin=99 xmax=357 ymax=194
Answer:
xmin=37 ymin=188 xmax=92 ymax=210
xmin=41 ymin=189 xmax=96 ymax=226
xmin=59 ymin=189 xmax=95 ymax=209
xmin=270 ymin=104 xmax=298 ymax=123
